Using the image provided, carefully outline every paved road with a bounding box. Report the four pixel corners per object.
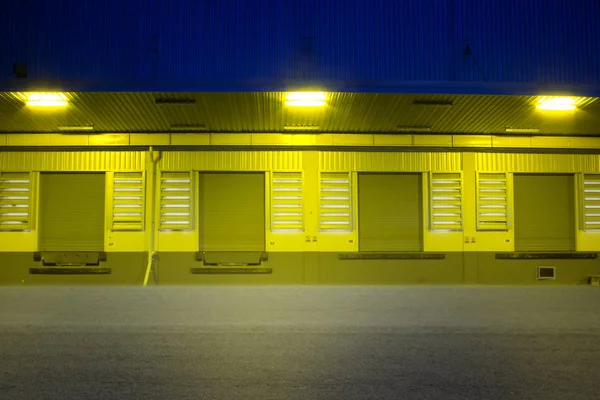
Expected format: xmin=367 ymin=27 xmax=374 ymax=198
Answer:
xmin=1 ymin=286 xmax=599 ymax=399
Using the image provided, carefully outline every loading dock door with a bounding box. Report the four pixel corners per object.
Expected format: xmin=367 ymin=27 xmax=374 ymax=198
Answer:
xmin=39 ymin=173 xmax=106 ymax=251
xmin=199 ymin=173 xmax=265 ymax=251
xmin=514 ymin=174 xmax=575 ymax=251
xmin=359 ymin=173 xmax=423 ymax=252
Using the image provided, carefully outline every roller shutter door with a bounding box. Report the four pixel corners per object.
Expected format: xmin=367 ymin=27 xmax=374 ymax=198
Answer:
xmin=514 ymin=174 xmax=575 ymax=251
xmin=39 ymin=173 xmax=105 ymax=251
xmin=199 ymin=172 xmax=265 ymax=251
xmin=359 ymin=173 xmax=423 ymax=252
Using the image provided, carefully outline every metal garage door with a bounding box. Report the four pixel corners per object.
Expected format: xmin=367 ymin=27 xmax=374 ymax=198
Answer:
xmin=39 ymin=173 xmax=106 ymax=251
xmin=359 ymin=173 xmax=423 ymax=252
xmin=199 ymin=172 xmax=265 ymax=251
xmin=514 ymin=174 xmax=575 ymax=251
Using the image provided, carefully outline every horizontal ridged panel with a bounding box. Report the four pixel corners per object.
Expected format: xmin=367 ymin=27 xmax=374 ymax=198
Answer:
xmin=320 ymin=152 xmax=462 ymax=171
xmin=1 ymin=92 xmax=599 ymax=135
xmin=0 ymin=152 xmax=144 ymax=171
xmin=476 ymin=153 xmax=600 ymax=173
xmin=160 ymin=151 xmax=302 ymax=171
xmin=1 ymin=1 xmax=599 ymax=86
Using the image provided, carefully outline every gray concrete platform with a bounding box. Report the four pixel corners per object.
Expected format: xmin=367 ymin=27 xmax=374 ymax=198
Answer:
xmin=1 ymin=286 xmax=599 ymax=399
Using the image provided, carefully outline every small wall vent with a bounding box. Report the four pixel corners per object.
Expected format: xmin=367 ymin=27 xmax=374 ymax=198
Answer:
xmin=537 ymin=266 xmax=556 ymax=280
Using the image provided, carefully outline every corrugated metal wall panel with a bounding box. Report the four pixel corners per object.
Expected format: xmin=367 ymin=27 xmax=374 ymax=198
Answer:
xmin=1 ymin=1 xmax=599 ymax=88
xmin=160 ymin=151 xmax=302 ymax=171
xmin=476 ymin=153 xmax=600 ymax=173
xmin=319 ymin=152 xmax=462 ymax=171
xmin=0 ymin=152 xmax=145 ymax=171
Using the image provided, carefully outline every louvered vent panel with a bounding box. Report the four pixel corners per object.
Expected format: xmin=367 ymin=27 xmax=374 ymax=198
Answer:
xmin=430 ymin=172 xmax=462 ymax=231
xmin=271 ymin=171 xmax=303 ymax=232
xmin=319 ymin=172 xmax=352 ymax=232
xmin=583 ymin=174 xmax=600 ymax=231
xmin=477 ymin=172 xmax=508 ymax=231
xmin=112 ymin=172 xmax=145 ymax=231
xmin=0 ymin=172 xmax=32 ymax=231
xmin=160 ymin=171 xmax=193 ymax=231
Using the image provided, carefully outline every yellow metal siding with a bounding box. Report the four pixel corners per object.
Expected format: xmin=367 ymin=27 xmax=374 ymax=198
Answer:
xmin=160 ymin=151 xmax=302 ymax=171
xmin=358 ymin=173 xmax=423 ymax=252
xmin=199 ymin=173 xmax=266 ymax=251
xmin=475 ymin=153 xmax=600 ymax=173
xmin=0 ymin=151 xmax=145 ymax=171
xmin=38 ymin=173 xmax=106 ymax=251
xmin=514 ymin=174 xmax=575 ymax=251
xmin=452 ymin=135 xmax=492 ymax=148
xmin=319 ymin=152 xmax=462 ymax=172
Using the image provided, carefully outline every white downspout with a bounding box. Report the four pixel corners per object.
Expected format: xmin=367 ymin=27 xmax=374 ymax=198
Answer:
xmin=143 ymin=146 xmax=161 ymax=287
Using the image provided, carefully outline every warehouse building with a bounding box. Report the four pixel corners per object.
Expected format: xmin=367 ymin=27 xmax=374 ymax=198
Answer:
xmin=1 ymin=1 xmax=599 ymax=285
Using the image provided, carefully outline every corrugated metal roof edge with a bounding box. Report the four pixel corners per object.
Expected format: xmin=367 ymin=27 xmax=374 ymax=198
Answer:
xmin=2 ymin=80 xmax=600 ymax=97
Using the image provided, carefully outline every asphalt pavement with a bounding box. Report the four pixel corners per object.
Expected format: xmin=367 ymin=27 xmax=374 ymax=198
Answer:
xmin=1 ymin=286 xmax=599 ymax=399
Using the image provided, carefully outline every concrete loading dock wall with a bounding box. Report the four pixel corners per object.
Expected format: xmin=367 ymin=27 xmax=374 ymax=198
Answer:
xmin=0 ymin=149 xmax=599 ymax=285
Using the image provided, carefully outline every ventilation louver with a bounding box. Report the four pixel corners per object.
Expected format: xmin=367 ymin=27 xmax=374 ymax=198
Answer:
xmin=271 ymin=171 xmax=303 ymax=232
xmin=111 ymin=172 xmax=145 ymax=231
xmin=160 ymin=172 xmax=193 ymax=231
xmin=477 ymin=172 xmax=508 ymax=231
xmin=430 ymin=172 xmax=463 ymax=231
xmin=319 ymin=172 xmax=352 ymax=232
xmin=0 ymin=172 xmax=32 ymax=231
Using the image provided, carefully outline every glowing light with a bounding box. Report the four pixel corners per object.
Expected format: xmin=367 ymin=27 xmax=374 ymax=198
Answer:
xmin=536 ymin=97 xmax=577 ymax=111
xmin=25 ymin=92 xmax=68 ymax=107
xmin=283 ymin=124 xmax=320 ymax=131
xmin=285 ymin=92 xmax=326 ymax=107
xmin=505 ymin=127 xmax=540 ymax=133
xmin=57 ymin=125 xmax=94 ymax=131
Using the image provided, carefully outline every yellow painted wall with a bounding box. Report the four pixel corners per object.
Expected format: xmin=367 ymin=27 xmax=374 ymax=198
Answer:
xmin=1 ymin=150 xmax=600 ymax=255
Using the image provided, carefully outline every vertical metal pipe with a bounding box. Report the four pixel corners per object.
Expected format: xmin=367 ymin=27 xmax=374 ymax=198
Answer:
xmin=143 ymin=147 xmax=161 ymax=286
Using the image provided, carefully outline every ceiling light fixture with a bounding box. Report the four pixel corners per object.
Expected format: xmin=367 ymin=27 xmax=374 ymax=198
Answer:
xmin=285 ymin=92 xmax=326 ymax=107
xmin=169 ymin=125 xmax=208 ymax=132
xmin=283 ymin=124 xmax=320 ymax=131
xmin=57 ymin=125 xmax=94 ymax=132
xmin=25 ymin=92 xmax=68 ymax=107
xmin=505 ymin=127 xmax=540 ymax=133
xmin=536 ymin=97 xmax=577 ymax=111
xmin=395 ymin=126 xmax=432 ymax=132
